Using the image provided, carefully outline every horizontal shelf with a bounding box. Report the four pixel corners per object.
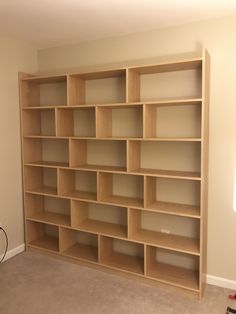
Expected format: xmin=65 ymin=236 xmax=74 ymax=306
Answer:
xmin=75 ymin=219 xmax=127 ymax=238
xmin=22 ymin=98 xmax=202 ymax=110
xmin=25 ymin=161 xmax=69 ymax=168
xmin=132 ymin=230 xmax=199 ymax=255
xmin=24 ymin=135 xmax=201 ymax=142
xmin=72 ymin=164 xmax=127 ymax=173
xmin=101 ymin=195 xmax=143 ymax=208
xmin=28 ymin=235 xmax=59 ymax=252
xmin=146 ymin=201 xmax=200 ymax=218
xmin=61 ymin=190 xmax=97 ymax=201
xmin=27 ymin=212 xmax=70 ymax=226
xmin=62 ymin=243 xmax=98 ymax=263
xmin=26 ymin=186 xmax=57 ymax=196
xmin=102 ymin=252 xmax=144 ymax=275
xmin=130 ymin=168 xmax=201 ymax=180
xmin=147 ymin=262 xmax=199 ymax=292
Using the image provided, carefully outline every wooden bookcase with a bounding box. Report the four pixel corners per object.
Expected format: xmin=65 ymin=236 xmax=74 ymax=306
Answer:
xmin=19 ymin=49 xmax=210 ymax=299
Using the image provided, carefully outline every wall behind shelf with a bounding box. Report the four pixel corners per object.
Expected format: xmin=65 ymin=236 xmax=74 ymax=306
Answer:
xmin=0 ymin=35 xmax=37 ymax=254
xmin=37 ymin=15 xmax=236 ymax=282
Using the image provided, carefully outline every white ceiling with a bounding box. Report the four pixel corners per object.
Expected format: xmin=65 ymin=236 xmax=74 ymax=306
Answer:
xmin=0 ymin=0 xmax=236 ymax=49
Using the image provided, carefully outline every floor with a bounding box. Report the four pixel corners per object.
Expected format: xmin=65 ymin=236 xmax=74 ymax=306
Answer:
xmin=0 ymin=251 xmax=234 ymax=314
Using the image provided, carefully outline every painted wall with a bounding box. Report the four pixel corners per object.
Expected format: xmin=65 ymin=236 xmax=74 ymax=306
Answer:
xmin=37 ymin=15 xmax=236 ymax=281
xmin=0 ymin=35 xmax=37 ymax=253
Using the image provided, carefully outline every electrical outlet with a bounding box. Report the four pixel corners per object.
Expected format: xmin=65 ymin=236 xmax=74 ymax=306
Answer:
xmin=161 ymin=229 xmax=170 ymax=234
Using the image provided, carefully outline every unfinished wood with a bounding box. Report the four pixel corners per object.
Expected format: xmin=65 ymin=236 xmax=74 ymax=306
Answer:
xmin=146 ymin=246 xmax=199 ymax=291
xmin=127 ymin=69 xmax=140 ymax=103
xmin=131 ymin=168 xmax=201 ymax=180
xmin=96 ymin=107 xmax=112 ymax=138
xmin=100 ymin=236 xmax=144 ymax=275
xmin=27 ymin=212 xmax=70 ymax=226
xmin=68 ymin=75 xmax=85 ymax=106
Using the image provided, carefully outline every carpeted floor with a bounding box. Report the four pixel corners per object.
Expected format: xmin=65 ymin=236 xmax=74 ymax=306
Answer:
xmin=0 ymin=251 xmax=234 ymax=314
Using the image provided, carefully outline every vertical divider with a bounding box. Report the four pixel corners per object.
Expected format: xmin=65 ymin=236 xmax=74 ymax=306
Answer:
xmin=98 ymin=234 xmax=102 ymax=263
xmin=95 ymin=106 xmax=99 ymax=138
xmin=127 ymin=208 xmax=131 ymax=239
xmin=56 ymin=168 xmax=60 ymax=196
xmin=55 ymin=108 xmax=59 ymax=137
xmin=142 ymin=104 xmax=145 ymax=138
xmin=96 ymin=172 xmax=100 ymax=201
xmin=127 ymin=140 xmax=141 ymax=172
xmin=126 ymin=69 xmax=140 ymax=103
xmin=67 ymin=75 xmax=85 ymax=106
xmin=145 ymin=104 xmax=157 ymax=138
xmin=144 ymin=244 xmax=147 ymax=276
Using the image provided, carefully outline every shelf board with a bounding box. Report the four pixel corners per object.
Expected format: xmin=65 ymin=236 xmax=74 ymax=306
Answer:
xmin=62 ymin=243 xmax=98 ymax=263
xmin=132 ymin=229 xmax=199 ymax=255
xmin=23 ymin=105 xmax=67 ymax=109
xmin=130 ymin=58 xmax=202 ymax=74
xmin=147 ymin=262 xmax=199 ymax=292
xmin=21 ymin=74 xmax=67 ymax=83
xmin=142 ymin=138 xmax=202 ymax=142
xmin=130 ymin=168 xmax=201 ymax=180
xmin=27 ymin=212 xmax=70 ymax=226
xmin=61 ymin=190 xmax=97 ymax=201
xmin=146 ymin=201 xmax=200 ymax=218
xmin=25 ymin=161 xmax=69 ymax=168
xmin=28 ymin=235 xmax=59 ymax=252
xmin=71 ymin=164 xmax=127 ymax=173
xmin=102 ymin=252 xmax=144 ymax=275
xmin=26 ymin=186 xmax=57 ymax=196
xmin=76 ymin=219 xmax=127 ymax=238
xmin=24 ymin=135 xmax=68 ymax=139
xmin=101 ymin=195 xmax=143 ymax=208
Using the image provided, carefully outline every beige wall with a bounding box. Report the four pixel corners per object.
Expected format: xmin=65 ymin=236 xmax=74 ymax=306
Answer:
xmin=37 ymin=15 xmax=236 ymax=281
xmin=0 ymin=35 xmax=37 ymax=252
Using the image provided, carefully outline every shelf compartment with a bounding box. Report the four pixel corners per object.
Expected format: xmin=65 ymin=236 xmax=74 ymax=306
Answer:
xmin=144 ymin=102 xmax=201 ymax=138
xmin=56 ymin=107 xmax=95 ymax=137
xmin=127 ymin=140 xmax=201 ymax=179
xmin=70 ymin=139 xmax=127 ymax=172
xmin=23 ymin=138 xmax=69 ymax=167
xmin=100 ymin=236 xmax=144 ymax=274
xmin=96 ymin=105 xmax=143 ymax=138
xmin=71 ymin=200 xmax=127 ymax=238
xmin=22 ymin=108 xmax=56 ymax=136
xmin=129 ymin=209 xmax=199 ymax=255
xmin=24 ymin=166 xmax=58 ymax=195
xmin=145 ymin=177 xmax=200 ymax=218
xmin=98 ymin=172 xmax=144 ymax=208
xmin=68 ymin=70 xmax=126 ymax=106
xmin=60 ymin=228 xmax=98 ymax=263
xmin=127 ymin=59 xmax=202 ymax=103
xmin=26 ymin=220 xmax=59 ymax=252
xmin=58 ymin=169 xmax=97 ymax=201
xmin=146 ymin=246 xmax=199 ymax=291
xmin=25 ymin=194 xmax=70 ymax=226
xmin=21 ymin=75 xmax=67 ymax=107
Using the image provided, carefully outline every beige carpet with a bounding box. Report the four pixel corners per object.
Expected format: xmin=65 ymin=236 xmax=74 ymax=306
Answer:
xmin=0 ymin=251 xmax=235 ymax=314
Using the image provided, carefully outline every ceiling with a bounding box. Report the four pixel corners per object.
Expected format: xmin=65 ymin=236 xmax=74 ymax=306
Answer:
xmin=0 ymin=0 xmax=236 ymax=49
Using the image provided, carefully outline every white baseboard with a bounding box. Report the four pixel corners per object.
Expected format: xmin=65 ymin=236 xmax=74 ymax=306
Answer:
xmin=1 ymin=245 xmax=236 ymax=291
xmin=207 ymin=274 xmax=236 ymax=290
xmin=0 ymin=244 xmax=25 ymax=262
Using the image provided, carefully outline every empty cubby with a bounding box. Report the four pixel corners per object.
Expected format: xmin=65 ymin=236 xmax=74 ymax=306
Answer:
xmin=56 ymin=107 xmax=96 ymax=137
xmin=127 ymin=140 xmax=201 ymax=177
xmin=71 ymin=200 xmax=127 ymax=238
xmin=60 ymin=228 xmax=98 ymax=263
xmin=24 ymin=166 xmax=58 ymax=195
xmin=22 ymin=108 xmax=56 ymax=136
xmin=145 ymin=177 xmax=200 ymax=217
xmin=146 ymin=246 xmax=199 ymax=291
xmin=21 ymin=75 xmax=67 ymax=107
xmin=144 ymin=101 xmax=202 ymax=138
xmin=68 ymin=70 xmax=126 ymax=106
xmin=25 ymin=194 xmax=70 ymax=226
xmin=96 ymin=105 xmax=143 ymax=138
xmin=129 ymin=209 xmax=200 ymax=255
xmin=100 ymin=236 xmax=144 ymax=274
xmin=70 ymin=139 xmax=127 ymax=172
xmin=23 ymin=138 xmax=69 ymax=167
xmin=58 ymin=169 xmax=97 ymax=201
xmin=26 ymin=221 xmax=59 ymax=252
xmin=98 ymin=172 xmax=144 ymax=208
xmin=127 ymin=60 xmax=202 ymax=103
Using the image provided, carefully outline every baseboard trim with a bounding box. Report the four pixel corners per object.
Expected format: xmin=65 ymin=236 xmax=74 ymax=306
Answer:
xmin=2 ymin=246 xmax=236 ymax=291
xmin=207 ymin=274 xmax=236 ymax=290
xmin=0 ymin=244 xmax=25 ymax=262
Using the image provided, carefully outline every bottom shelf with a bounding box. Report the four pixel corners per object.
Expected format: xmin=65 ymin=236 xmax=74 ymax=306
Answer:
xmin=29 ymin=235 xmax=59 ymax=252
xmin=147 ymin=262 xmax=199 ymax=292
xmin=102 ymin=252 xmax=144 ymax=275
xmin=62 ymin=243 xmax=98 ymax=263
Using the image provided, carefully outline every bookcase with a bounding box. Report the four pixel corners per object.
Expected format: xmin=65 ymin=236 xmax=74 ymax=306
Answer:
xmin=19 ymin=49 xmax=210 ymax=299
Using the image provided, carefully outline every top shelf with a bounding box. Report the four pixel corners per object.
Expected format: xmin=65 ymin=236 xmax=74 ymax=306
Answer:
xmin=20 ymin=56 xmax=203 ymax=107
